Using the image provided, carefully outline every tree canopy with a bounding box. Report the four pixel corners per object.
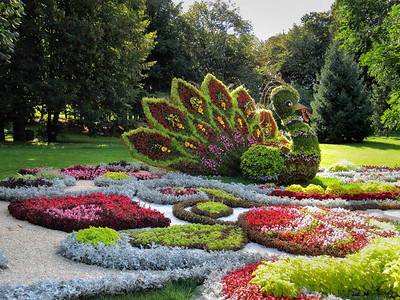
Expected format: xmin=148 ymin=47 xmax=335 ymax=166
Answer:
xmin=0 ymin=0 xmax=24 ymax=61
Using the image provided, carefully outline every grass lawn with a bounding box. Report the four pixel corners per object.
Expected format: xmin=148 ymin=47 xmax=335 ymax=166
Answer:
xmin=0 ymin=132 xmax=135 ymax=179
xmin=320 ymin=134 xmax=400 ymax=168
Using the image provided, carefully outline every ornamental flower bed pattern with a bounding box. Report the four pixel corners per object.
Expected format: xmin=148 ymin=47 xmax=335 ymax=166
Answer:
xmin=222 ymin=261 xmax=321 ymax=300
xmin=239 ymin=206 xmax=399 ymax=257
xmin=269 ymin=189 xmax=400 ymax=201
xmin=8 ymin=192 xmax=171 ymax=232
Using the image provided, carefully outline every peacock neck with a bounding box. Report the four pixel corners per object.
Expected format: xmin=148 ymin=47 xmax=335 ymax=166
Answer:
xmin=281 ymin=115 xmax=320 ymax=156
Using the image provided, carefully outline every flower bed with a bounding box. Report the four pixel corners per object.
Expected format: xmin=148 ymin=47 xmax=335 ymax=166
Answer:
xmin=270 ymin=189 xmax=400 ymax=201
xmin=0 ymin=178 xmax=53 ymax=189
xmin=126 ymin=224 xmax=247 ymax=251
xmin=8 ymin=192 xmax=171 ymax=232
xmin=191 ymin=201 xmax=234 ymax=219
xmin=58 ymin=165 xmax=111 ymax=180
xmin=222 ymin=260 xmax=322 ymax=300
xmin=238 ymin=205 xmax=400 ymax=257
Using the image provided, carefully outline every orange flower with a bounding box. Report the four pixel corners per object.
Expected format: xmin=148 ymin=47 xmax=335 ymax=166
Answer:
xmin=198 ymin=107 xmax=203 ymax=114
xmin=184 ymin=142 xmax=190 ymax=147
xmin=177 ymin=123 xmax=183 ymax=129
xmin=221 ymin=102 xmax=226 ymax=109
xmin=217 ymin=116 xmax=225 ymax=125
xmin=161 ymin=146 xmax=168 ymax=152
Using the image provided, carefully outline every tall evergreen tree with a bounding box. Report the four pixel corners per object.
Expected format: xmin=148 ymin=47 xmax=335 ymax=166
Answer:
xmin=311 ymin=40 xmax=372 ymax=143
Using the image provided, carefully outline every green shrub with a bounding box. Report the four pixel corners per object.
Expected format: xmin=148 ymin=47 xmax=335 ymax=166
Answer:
xmin=240 ymin=145 xmax=284 ymax=180
xmin=75 ymin=226 xmax=121 ymax=246
xmin=325 ymin=183 xmax=346 ymax=195
xmin=347 ymin=185 xmax=364 ymax=195
xmin=251 ymin=236 xmax=400 ymax=298
xmin=304 ymin=184 xmax=324 ymax=194
xmin=101 ymin=172 xmax=130 ymax=180
xmin=196 ymin=201 xmax=229 ymax=214
xmin=125 ymin=223 xmax=247 ymax=251
xmin=285 ymin=184 xmax=304 ymax=193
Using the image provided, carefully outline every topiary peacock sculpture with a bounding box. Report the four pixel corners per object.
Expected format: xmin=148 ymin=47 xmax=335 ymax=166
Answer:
xmin=121 ymin=74 xmax=320 ymax=184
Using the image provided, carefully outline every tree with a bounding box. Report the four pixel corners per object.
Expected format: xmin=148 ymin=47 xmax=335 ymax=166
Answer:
xmin=0 ymin=1 xmax=42 ymax=142
xmin=337 ymin=0 xmax=400 ymax=132
xmin=311 ymin=40 xmax=372 ymax=143
xmin=280 ymin=12 xmax=334 ymax=89
xmin=143 ymin=0 xmax=196 ymax=93
xmin=183 ymin=0 xmax=264 ymax=96
xmin=260 ymin=11 xmax=333 ymax=90
xmin=0 ymin=0 xmax=24 ymax=61
xmin=0 ymin=0 xmax=155 ymax=142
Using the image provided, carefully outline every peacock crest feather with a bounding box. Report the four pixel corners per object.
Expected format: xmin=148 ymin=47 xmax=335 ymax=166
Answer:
xmin=121 ymin=74 xmax=320 ymax=182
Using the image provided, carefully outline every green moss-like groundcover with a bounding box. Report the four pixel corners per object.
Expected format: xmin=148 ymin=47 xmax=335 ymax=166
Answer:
xmin=124 ymin=223 xmax=247 ymax=251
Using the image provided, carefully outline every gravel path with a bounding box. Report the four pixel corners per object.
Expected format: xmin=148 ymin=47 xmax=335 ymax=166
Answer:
xmin=0 ymin=181 xmax=135 ymax=285
xmin=1 ymin=180 xmax=400 ymax=286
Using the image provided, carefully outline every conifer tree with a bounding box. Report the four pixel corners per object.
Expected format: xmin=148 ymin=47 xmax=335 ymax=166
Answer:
xmin=311 ymin=40 xmax=372 ymax=143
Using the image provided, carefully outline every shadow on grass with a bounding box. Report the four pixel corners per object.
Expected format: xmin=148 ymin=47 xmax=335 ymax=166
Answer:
xmin=351 ymin=141 xmax=400 ymax=151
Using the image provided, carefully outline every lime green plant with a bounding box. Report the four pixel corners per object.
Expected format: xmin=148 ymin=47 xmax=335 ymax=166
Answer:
xmin=285 ymin=184 xmax=305 ymax=193
xmin=125 ymin=224 xmax=247 ymax=251
xmin=325 ymin=183 xmax=347 ymax=195
xmin=198 ymin=188 xmax=242 ymax=202
xmin=251 ymin=236 xmax=400 ymax=298
xmin=101 ymin=172 xmax=130 ymax=180
xmin=196 ymin=202 xmax=229 ymax=214
xmin=304 ymin=184 xmax=325 ymax=194
xmin=75 ymin=226 xmax=121 ymax=246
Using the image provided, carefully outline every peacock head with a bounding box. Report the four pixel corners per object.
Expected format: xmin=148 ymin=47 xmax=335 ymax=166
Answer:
xmin=270 ymin=85 xmax=305 ymax=120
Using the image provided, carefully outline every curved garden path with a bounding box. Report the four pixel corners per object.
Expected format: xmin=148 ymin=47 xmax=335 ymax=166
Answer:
xmin=0 ymin=181 xmax=137 ymax=285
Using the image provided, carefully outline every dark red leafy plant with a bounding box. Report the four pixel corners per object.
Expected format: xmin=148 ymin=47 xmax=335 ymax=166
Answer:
xmin=8 ymin=192 xmax=170 ymax=232
xmin=0 ymin=178 xmax=53 ymax=189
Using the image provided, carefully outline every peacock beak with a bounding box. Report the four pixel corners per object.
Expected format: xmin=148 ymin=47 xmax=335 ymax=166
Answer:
xmin=293 ymin=103 xmax=307 ymax=111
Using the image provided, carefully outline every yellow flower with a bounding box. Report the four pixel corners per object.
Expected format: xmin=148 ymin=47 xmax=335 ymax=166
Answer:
xmin=198 ymin=107 xmax=203 ymax=114
xmin=256 ymin=129 xmax=261 ymax=137
xmin=221 ymin=102 xmax=226 ymax=109
xmin=238 ymin=118 xmax=243 ymax=127
xmin=161 ymin=146 xmax=168 ymax=152
xmin=217 ymin=116 xmax=224 ymax=125
xmin=185 ymin=142 xmax=190 ymax=147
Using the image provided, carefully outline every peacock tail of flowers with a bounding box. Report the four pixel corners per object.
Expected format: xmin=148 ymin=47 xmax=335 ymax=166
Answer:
xmin=121 ymin=74 xmax=279 ymax=176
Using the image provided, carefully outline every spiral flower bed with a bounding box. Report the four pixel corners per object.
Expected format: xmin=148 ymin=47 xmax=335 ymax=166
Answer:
xmin=8 ymin=192 xmax=171 ymax=232
xmin=238 ymin=205 xmax=400 ymax=257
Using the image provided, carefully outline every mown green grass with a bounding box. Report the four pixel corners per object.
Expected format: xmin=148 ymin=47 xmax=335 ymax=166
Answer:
xmin=0 ymin=133 xmax=134 ymax=179
xmin=319 ymin=135 xmax=400 ymax=168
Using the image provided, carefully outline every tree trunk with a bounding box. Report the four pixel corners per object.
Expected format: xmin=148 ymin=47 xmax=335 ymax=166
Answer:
xmin=13 ymin=118 xmax=26 ymax=142
xmin=0 ymin=113 xmax=5 ymax=141
xmin=47 ymin=111 xmax=60 ymax=143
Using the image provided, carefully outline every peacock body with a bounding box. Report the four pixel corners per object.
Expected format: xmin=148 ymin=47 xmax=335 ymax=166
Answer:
xmin=121 ymin=74 xmax=320 ymax=183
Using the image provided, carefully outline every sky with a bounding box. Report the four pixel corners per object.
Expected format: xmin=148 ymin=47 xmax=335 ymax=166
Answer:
xmin=172 ymin=0 xmax=335 ymax=40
